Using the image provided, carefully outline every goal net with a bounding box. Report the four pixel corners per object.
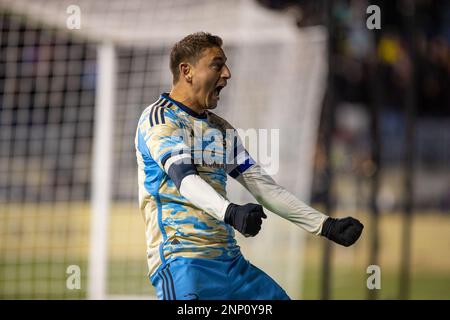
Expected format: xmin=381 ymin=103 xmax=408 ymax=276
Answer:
xmin=0 ymin=0 xmax=326 ymax=299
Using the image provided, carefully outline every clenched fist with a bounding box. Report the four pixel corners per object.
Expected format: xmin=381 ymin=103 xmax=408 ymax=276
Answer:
xmin=224 ymin=203 xmax=267 ymax=237
xmin=321 ymin=217 xmax=364 ymax=247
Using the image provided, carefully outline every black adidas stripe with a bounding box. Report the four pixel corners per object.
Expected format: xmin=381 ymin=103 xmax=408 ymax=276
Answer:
xmin=166 ymin=268 xmax=176 ymax=300
xmin=159 ymin=106 xmax=165 ymax=124
xmin=154 ymin=106 xmax=160 ymax=124
xmin=148 ymin=98 xmax=162 ymax=127
xmin=149 ymin=109 xmax=154 ymax=127
xmin=160 ymin=270 xmax=169 ymax=300
xmin=161 ymin=270 xmax=172 ymax=300
xmin=148 ymin=98 xmax=170 ymax=127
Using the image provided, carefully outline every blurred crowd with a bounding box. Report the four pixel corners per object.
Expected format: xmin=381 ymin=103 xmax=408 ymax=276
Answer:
xmin=329 ymin=0 xmax=450 ymax=211
xmin=258 ymin=0 xmax=450 ymax=211
xmin=331 ymin=0 xmax=450 ymax=116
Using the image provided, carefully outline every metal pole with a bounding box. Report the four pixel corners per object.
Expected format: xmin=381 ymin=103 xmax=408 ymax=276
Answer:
xmin=399 ymin=0 xmax=417 ymax=300
xmin=367 ymin=58 xmax=381 ymax=300
xmin=320 ymin=0 xmax=336 ymax=300
xmin=88 ymin=42 xmax=116 ymax=300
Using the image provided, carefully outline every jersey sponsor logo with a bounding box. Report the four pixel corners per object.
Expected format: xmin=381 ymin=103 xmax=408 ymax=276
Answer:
xmin=196 ymin=162 xmax=226 ymax=169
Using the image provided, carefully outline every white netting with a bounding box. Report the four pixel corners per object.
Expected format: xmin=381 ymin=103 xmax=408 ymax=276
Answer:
xmin=0 ymin=9 xmax=96 ymax=299
xmin=0 ymin=0 xmax=326 ymax=299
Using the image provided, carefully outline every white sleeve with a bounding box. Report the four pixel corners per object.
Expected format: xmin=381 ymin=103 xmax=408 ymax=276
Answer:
xmin=162 ymin=152 xmax=230 ymax=221
xmin=178 ymin=174 xmax=230 ymax=221
xmin=235 ymin=164 xmax=328 ymax=235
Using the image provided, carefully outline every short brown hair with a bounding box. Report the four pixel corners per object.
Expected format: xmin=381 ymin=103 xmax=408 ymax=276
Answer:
xmin=170 ymin=32 xmax=223 ymax=83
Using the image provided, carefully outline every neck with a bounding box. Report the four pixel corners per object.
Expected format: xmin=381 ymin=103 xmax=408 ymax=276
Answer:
xmin=169 ymin=86 xmax=205 ymax=115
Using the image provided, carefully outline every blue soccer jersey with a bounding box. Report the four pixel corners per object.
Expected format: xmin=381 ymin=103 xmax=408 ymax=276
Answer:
xmin=135 ymin=93 xmax=253 ymax=277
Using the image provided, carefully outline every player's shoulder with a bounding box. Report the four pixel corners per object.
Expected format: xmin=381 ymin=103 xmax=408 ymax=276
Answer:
xmin=138 ymin=97 xmax=179 ymax=129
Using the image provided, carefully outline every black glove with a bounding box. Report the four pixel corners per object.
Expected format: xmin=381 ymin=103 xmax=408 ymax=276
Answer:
xmin=321 ymin=217 xmax=364 ymax=247
xmin=224 ymin=203 xmax=267 ymax=237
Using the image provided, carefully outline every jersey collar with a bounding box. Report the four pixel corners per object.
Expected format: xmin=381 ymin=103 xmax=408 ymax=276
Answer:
xmin=161 ymin=93 xmax=207 ymax=120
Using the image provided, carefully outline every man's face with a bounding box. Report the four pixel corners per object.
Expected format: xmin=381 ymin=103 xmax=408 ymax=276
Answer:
xmin=190 ymin=46 xmax=231 ymax=109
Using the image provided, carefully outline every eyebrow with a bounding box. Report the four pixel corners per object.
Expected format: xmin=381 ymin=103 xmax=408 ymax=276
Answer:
xmin=211 ymin=56 xmax=227 ymax=63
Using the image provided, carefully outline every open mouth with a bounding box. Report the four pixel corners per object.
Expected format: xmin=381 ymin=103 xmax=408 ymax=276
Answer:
xmin=213 ymin=84 xmax=225 ymax=99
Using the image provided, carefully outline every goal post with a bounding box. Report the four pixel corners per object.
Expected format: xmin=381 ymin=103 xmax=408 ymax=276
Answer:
xmin=88 ymin=42 xmax=116 ymax=300
xmin=0 ymin=0 xmax=326 ymax=300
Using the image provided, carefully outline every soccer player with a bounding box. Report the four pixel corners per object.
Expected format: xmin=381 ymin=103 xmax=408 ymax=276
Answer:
xmin=135 ymin=32 xmax=363 ymax=300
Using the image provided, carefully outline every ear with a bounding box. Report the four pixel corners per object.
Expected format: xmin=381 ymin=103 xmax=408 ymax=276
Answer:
xmin=179 ymin=62 xmax=192 ymax=83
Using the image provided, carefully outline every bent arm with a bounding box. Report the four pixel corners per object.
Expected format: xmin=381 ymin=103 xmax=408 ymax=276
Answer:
xmin=163 ymin=153 xmax=230 ymax=221
xmin=235 ymin=164 xmax=328 ymax=235
xmin=164 ymin=155 xmax=266 ymax=237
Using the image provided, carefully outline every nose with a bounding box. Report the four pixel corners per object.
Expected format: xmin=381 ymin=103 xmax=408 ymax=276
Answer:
xmin=222 ymin=64 xmax=231 ymax=80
